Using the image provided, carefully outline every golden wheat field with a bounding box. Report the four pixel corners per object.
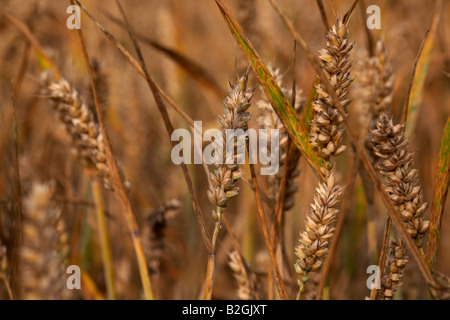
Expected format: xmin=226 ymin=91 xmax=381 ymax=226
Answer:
xmin=0 ymin=0 xmax=450 ymax=301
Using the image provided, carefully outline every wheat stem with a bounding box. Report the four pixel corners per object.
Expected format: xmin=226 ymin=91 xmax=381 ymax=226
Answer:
xmin=91 ymin=179 xmax=116 ymax=300
xmin=204 ymin=220 xmax=221 ymax=300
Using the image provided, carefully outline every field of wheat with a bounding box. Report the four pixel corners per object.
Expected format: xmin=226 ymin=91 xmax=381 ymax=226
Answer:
xmin=0 ymin=0 xmax=449 ymax=300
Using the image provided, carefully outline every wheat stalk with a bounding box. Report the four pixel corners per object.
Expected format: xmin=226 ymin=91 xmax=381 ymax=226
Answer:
xmin=205 ymin=72 xmax=254 ymax=299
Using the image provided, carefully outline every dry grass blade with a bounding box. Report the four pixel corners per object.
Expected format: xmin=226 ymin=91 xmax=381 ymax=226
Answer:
xmin=91 ymin=180 xmax=116 ymax=300
xmin=402 ymin=0 xmax=442 ymax=138
xmin=249 ymin=161 xmax=288 ymax=300
xmin=426 ymin=117 xmax=450 ymax=273
xmin=0 ymin=246 xmax=13 ymax=299
xmin=315 ymin=0 xmax=330 ymax=30
xmin=342 ymin=0 xmax=360 ymax=25
xmin=271 ymin=140 xmax=289 ymax=251
xmin=10 ymin=83 xmax=22 ymax=299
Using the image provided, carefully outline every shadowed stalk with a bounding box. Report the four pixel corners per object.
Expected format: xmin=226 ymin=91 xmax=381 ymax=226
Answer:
xmin=204 ymin=222 xmax=221 ymax=300
xmin=316 ymin=0 xmax=330 ymax=30
xmin=370 ymin=217 xmax=391 ymax=300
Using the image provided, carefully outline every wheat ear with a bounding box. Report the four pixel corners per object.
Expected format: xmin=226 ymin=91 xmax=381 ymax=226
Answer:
xmin=207 ymin=73 xmax=253 ymax=215
xmin=370 ymin=112 xmax=429 ymax=299
xmin=42 ymin=73 xmax=129 ymax=191
xmin=370 ymin=112 xmax=429 ymax=245
xmin=309 ymin=19 xmax=353 ymax=167
xmin=294 ymin=173 xmax=343 ymax=299
xmin=21 ymin=182 xmax=66 ymax=300
xmin=379 ymin=238 xmax=408 ymax=300
xmin=205 ymin=72 xmax=253 ymax=299
xmin=228 ymin=250 xmax=256 ymax=300
xmin=295 ymin=18 xmax=352 ymax=299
